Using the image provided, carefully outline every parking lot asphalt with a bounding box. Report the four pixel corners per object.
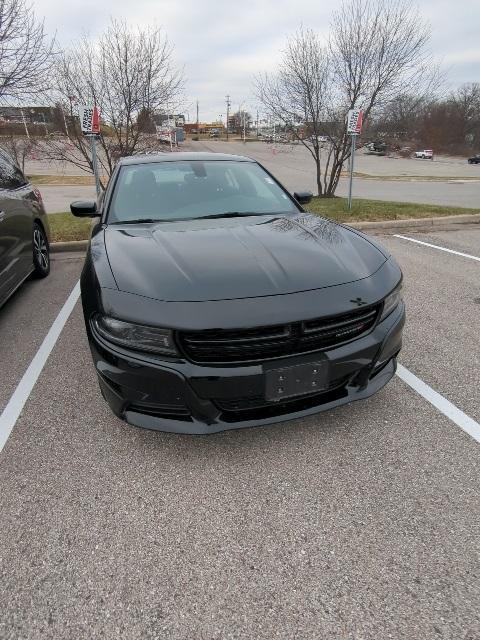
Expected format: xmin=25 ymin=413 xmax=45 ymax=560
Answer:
xmin=41 ymin=185 xmax=96 ymax=214
xmin=197 ymin=140 xmax=480 ymax=209
xmin=34 ymin=142 xmax=480 ymax=213
xmin=0 ymin=228 xmax=479 ymax=639
xmin=0 ymin=254 xmax=84 ymax=414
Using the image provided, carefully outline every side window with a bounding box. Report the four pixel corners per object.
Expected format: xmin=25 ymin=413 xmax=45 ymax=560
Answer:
xmin=0 ymin=153 xmax=27 ymax=190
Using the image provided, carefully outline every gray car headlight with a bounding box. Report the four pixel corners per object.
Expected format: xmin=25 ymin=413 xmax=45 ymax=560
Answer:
xmin=93 ymin=315 xmax=178 ymax=356
xmin=380 ymin=283 xmax=403 ymax=322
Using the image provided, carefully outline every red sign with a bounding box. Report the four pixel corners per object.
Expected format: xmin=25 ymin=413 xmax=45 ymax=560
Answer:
xmin=79 ymin=105 xmax=100 ymax=135
xmin=92 ymin=106 xmax=100 ymax=134
xmin=347 ymin=109 xmax=364 ymax=135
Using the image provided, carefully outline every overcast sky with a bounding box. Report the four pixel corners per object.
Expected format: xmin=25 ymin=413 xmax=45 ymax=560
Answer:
xmin=34 ymin=0 xmax=480 ymax=122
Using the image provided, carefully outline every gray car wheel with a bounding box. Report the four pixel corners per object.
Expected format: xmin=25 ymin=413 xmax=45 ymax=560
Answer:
xmin=32 ymin=222 xmax=50 ymax=278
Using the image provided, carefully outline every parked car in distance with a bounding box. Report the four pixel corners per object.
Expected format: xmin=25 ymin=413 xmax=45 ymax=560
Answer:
xmin=0 ymin=151 xmax=50 ymax=309
xmin=365 ymin=141 xmax=387 ymax=155
xmin=467 ymin=154 xmax=480 ymax=164
xmin=414 ymin=149 xmax=433 ymax=159
xmin=71 ymin=152 xmax=405 ymax=435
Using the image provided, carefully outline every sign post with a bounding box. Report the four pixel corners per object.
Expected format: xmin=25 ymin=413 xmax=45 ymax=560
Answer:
xmin=79 ymin=105 xmax=101 ymax=198
xmin=346 ymin=109 xmax=364 ymax=210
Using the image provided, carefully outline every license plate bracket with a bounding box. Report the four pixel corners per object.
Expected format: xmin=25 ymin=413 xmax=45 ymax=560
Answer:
xmin=265 ymin=361 xmax=328 ymax=402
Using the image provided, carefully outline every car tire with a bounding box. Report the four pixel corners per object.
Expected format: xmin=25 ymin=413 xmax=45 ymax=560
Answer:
xmin=32 ymin=222 xmax=50 ymax=278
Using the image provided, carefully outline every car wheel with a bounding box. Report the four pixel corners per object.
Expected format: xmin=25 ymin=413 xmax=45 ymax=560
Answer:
xmin=32 ymin=222 xmax=50 ymax=278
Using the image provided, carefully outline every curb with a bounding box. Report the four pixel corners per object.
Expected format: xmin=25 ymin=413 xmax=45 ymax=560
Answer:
xmin=50 ymin=213 xmax=480 ymax=253
xmin=348 ymin=213 xmax=480 ymax=232
xmin=51 ymin=240 xmax=88 ymax=253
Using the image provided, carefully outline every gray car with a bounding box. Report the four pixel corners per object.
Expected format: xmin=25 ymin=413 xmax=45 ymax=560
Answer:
xmin=0 ymin=150 xmax=50 ymax=308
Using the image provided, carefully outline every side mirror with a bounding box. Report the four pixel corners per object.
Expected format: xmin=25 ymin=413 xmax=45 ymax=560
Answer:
xmin=70 ymin=201 xmax=98 ymax=217
xmin=294 ymin=191 xmax=313 ymax=205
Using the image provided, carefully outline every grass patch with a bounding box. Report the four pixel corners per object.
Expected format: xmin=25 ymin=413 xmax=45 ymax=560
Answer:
xmin=350 ymin=172 xmax=480 ymax=182
xmin=47 ymin=212 xmax=91 ymax=242
xmin=306 ymin=197 xmax=479 ymax=223
xmin=29 ymin=174 xmax=98 ymax=186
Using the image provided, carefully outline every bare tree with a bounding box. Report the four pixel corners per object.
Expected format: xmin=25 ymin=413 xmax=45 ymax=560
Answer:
xmin=370 ymin=93 xmax=429 ymax=140
xmin=44 ymin=20 xmax=184 ymax=182
xmin=449 ymin=83 xmax=480 ymax=148
xmin=0 ymin=134 xmax=38 ymax=171
xmin=230 ymin=110 xmax=253 ymax=134
xmin=255 ymin=0 xmax=436 ymax=197
xmin=256 ymin=28 xmax=331 ymax=196
xmin=0 ymin=0 xmax=55 ymax=101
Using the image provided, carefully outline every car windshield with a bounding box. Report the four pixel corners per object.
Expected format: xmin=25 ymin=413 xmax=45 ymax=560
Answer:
xmin=107 ymin=160 xmax=300 ymax=223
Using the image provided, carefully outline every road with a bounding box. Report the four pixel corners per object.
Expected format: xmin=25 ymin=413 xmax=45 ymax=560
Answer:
xmin=40 ymin=185 xmax=97 ymax=214
xmin=1 ymin=228 xmax=479 ymax=639
xmin=197 ymin=140 xmax=480 ymax=209
xmin=27 ymin=141 xmax=480 ymax=213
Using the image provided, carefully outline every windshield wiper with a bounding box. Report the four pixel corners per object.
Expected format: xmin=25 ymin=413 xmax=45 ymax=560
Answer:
xmin=112 ymin=212 xmax=283 ymax=224
xmin=197 ymin=212 xmax=271 ymax=220
xmin=112 ymin=218 xmax=160 ymax=224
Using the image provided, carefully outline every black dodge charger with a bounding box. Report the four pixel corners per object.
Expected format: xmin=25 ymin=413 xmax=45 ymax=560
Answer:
xmin=71 ymin=152 xmax=404 ymax=434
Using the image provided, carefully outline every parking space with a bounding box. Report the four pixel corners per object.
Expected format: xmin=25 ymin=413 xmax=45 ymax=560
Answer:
xmin=0 ymin=253 xmax=83 ymax=413
xmin=0 ymin=228 xmax=479 ymax=638
xmin=379 ymin=229 xmax=480 ymax=423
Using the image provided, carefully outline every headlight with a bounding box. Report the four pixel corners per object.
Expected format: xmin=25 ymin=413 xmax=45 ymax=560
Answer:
xmin=93 ymin=315 xmax=178 ymax=356
xmin=380 ymin=283 xmax=403 ymax=321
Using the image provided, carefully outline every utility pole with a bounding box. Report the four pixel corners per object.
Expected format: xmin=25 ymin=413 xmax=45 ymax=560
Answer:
xmin=256 ymin=109 xmax=259 ymax=137
xmin=196 ymin=99 xmax=199 ymax=134
xmin=348 ymin=134 xmax=357 ymax=210
xmin=62 ymin=105 xmax=69 ymax=137
xmin=20 ymin=108 xmax=30 ymax=139
xmin=226 ymin=95 xmax=231 ymax=141
xmin=89 ymin=135 xmax=101 ymax=198
xmin=40 ymin=112 xmax=48 ymax=136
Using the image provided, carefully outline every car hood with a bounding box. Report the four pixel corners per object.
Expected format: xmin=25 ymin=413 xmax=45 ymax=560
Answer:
xmin=104 ymin=214 xmax=387 ymax=302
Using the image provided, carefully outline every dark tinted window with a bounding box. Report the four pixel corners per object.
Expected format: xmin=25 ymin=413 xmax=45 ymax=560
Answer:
xmin=108 ymin=160 xmax=299 ymax=222
xmin=0 ymin=152 xmax=27 ymax=190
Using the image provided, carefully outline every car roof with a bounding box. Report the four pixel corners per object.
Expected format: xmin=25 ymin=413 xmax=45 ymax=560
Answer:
xmin=117 ymin=152 xmax=256 ymax=166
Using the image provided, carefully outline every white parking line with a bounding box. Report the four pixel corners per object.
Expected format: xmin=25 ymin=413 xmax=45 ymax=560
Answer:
xmin=394 ymin=234 xmax=480 ymax=262
xmin=397 ymin=364 xmax=480 ymax=444
xmin=0 ymin=281 xmax=80 ymax=453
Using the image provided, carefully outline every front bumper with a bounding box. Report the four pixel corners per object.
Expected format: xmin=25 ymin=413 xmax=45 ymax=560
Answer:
xmin=86 ymin=301 xmax=405 ymax=435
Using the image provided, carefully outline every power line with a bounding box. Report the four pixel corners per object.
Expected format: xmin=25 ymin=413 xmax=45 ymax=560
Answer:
xmin=226 ymin=95 xmax=231 ymax=141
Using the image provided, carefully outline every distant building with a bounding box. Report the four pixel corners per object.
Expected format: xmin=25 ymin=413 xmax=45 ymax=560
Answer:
xmin=183 ymin=122 xmax=225 ymax=134
xmin=184 ymin=123 xmax=199 ymax=134
xmin=203 ymin=122 xmax=225 ymax=132
xmin=0 ymin=106 xmax=55 ymax=124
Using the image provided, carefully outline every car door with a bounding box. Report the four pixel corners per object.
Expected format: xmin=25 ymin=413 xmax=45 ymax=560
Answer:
xmin=0 ymin=152 xmax=33 ymax=303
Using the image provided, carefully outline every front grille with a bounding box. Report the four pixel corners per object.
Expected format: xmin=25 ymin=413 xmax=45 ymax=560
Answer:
xmin=178 ymin=305 xmax=380 ymax=365
xmin=217 ymin=385 xmax=349 ymax=423
xmin=213 ymin=375 xmax=351 ymax=412
xmin=128 ymin=402 xmax=191 ymax=420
